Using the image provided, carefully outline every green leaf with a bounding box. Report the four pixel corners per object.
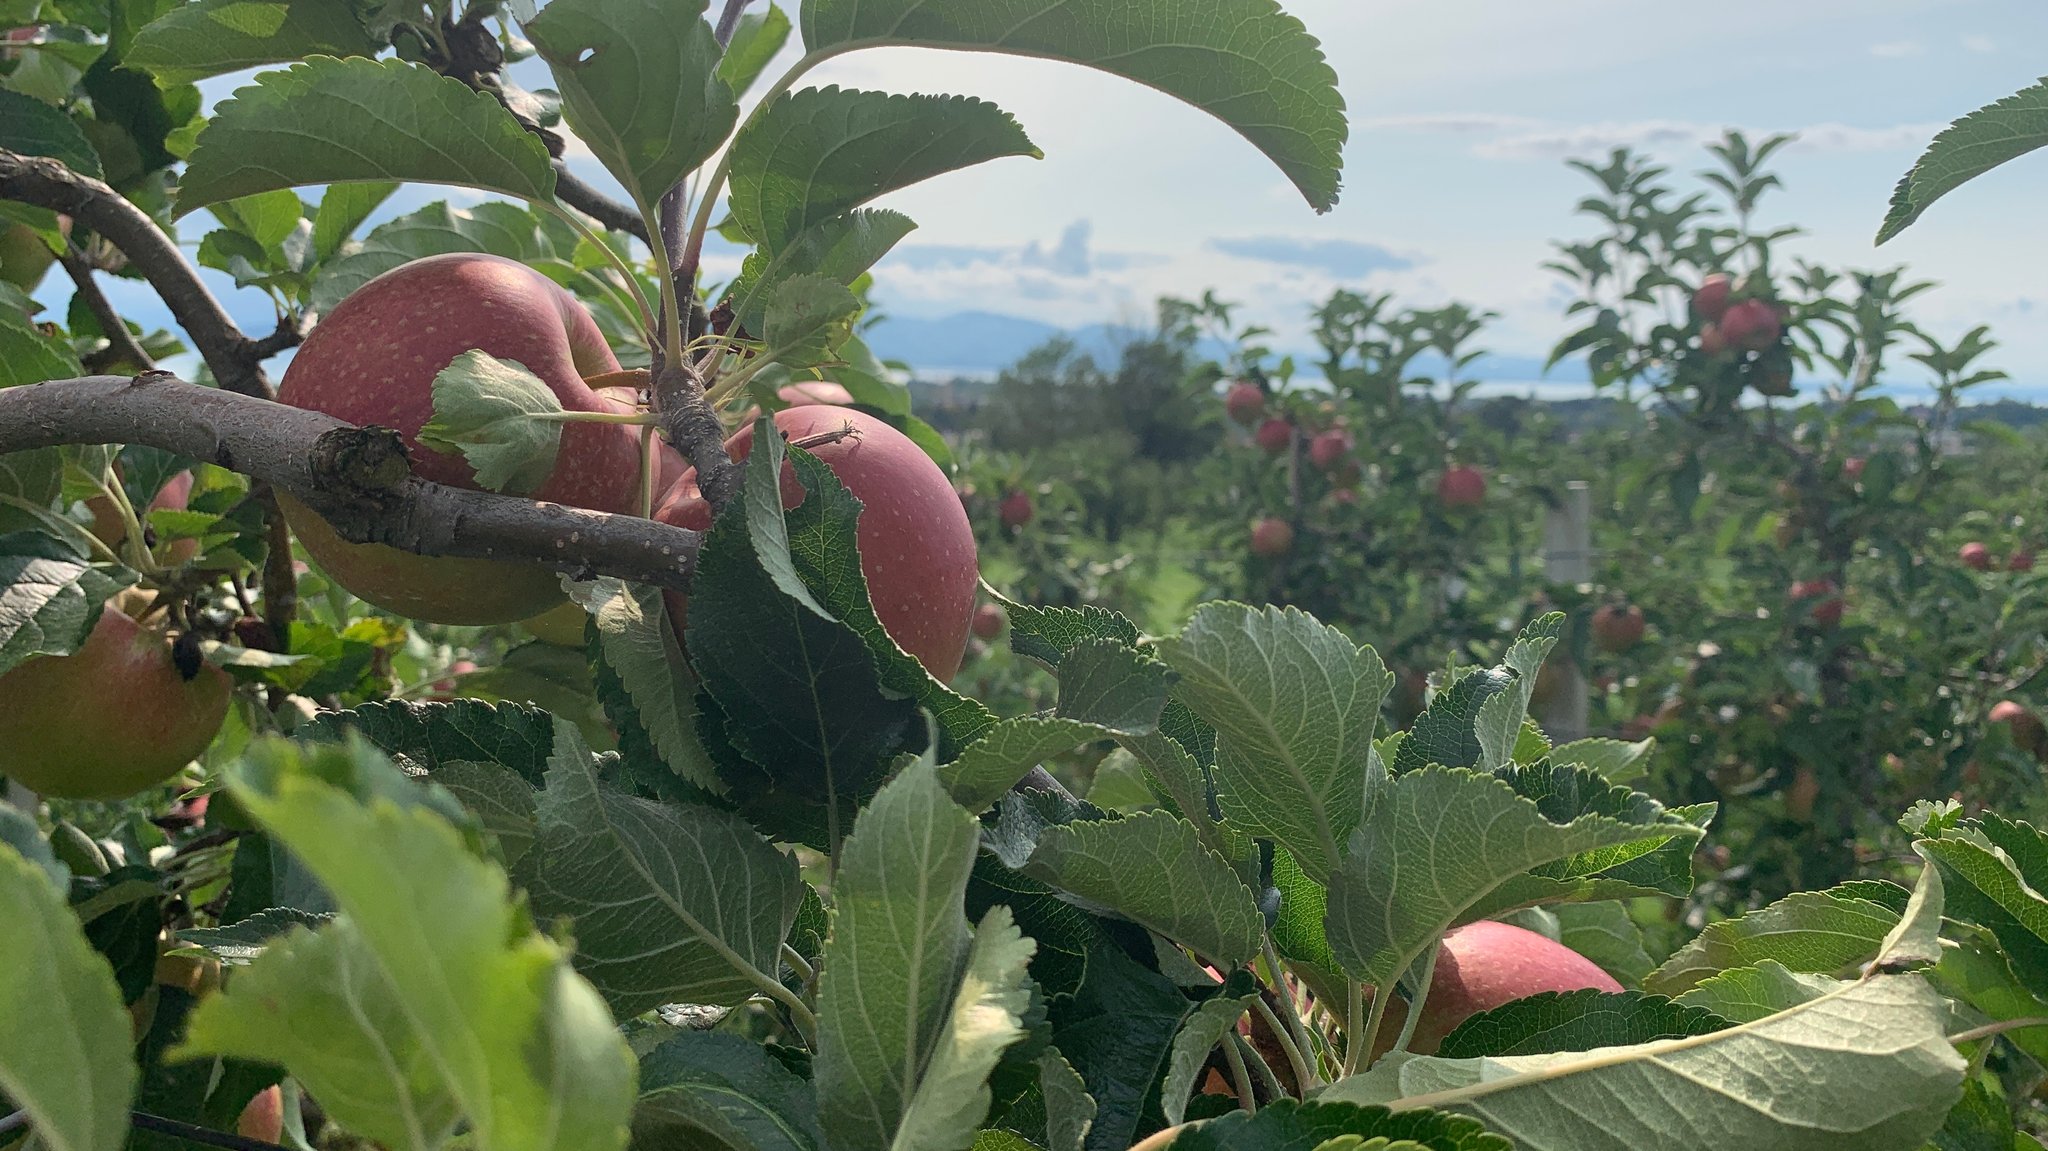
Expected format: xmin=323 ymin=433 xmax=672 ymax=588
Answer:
xmin=1025 ymin=810 xmax=1264 ymax=967
xmin=1642 ymin=887 xmax=1904 ymax=997
xmin=311 ymin=179 xmax=397 ymax=260
xmin=1547 ymin=737 xmax=1657 ymax=786
xmin=1879 ymin=78 xmax=2048 ymax=244
xmin=176 ymin=906 xmax=334 ymax=963
xmin=1473 ymin=615 xmax=1563 ymax=772
xmin=1159 ymin=989 xmax=1253 ymax=1126
xmin=311 ymin=198 xmax=552 ymax=313
xmin=727 ymin=208 xmax=916 ymax=339
xmin=530 ymin=719 xmax=803 ymax=1018
xmin=0 ymin=87 xmax=104 ymax=178
xmin=1325 ymin=765 xmax=1679 ymax=989
xmin=718 ymin=2 xmax=791 ymax=96
xmin=762 ymin=272 xmax=861 ymax=367
xmin=1434 ymin=989 xmax=1728 ymax=1060
xmin=1551 ymin=901 xmax=1655 ymax=987
xmin=632 ymin=1030 xmax=824 ymax=1151
xmin=0 ymin=841 xmax=138 ymax=1151
xmin=126 ymin=0 xmax=378 ymax=84
xmin=1396 ymin=668 xmax=1511 ymax=776
xmin=798 ymin=0 xmax=1346 ymax=212
xmin=1325 ymin=975 xmax=1963 ymax=1151
xmin=939 ymin=715 xmax=1112 ymax=814
xmin=1036 ymin=1048 xmax=1095 ymax=1151
xmin=1154 ymin=602 xmax=1390 ymax=884
xmin=568 ymin=577 xmax=723 ymax=794
xmin=815 ymin=757 xmax=982 ymax=1151
xmin=525 ymin=0 xmax=736 ymax=210
xmin=1920 ymin=813 xmax=2048 ymax=1000
xmin=0 ymin=302 xmax=85 ymax=387
xmin=1169 ymin=1099 xmax=1510 ymax=1151
xmin=179 ymin=738 xmax=636 ymax=1151
xmin=176 ymin=56 xmax=557 ymax=218
xmin=417 ymin=349 xmax=566 ymax=494
xmin=298 ymin=698 xmax=559 ymax=787
xmin=1673 ymin=961 xmax=1839 ymax=1025
xmin=893 ymin=906 xmax=1038 ymax=1151
xmin=728 ymin=85 xmax=1038 ymax=254
xmin=0 ymin=532 xmax=132 ymax=677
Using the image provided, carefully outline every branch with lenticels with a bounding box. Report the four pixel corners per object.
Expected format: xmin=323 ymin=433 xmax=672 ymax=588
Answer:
xmin=0 ymin=375 xmax=703 ymax=592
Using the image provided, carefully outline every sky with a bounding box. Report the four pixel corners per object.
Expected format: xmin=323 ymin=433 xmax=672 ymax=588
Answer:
xmin=38 ymin=0 xmax=2048 ymax=397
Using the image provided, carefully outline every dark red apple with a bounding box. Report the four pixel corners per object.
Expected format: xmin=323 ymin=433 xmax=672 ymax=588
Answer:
xmin=1789 ymin=578 xmax=1843 ymax=627
xmin=2011 ymin=550 xmax=2037 ymax=573
xmin=276 ymin=253 xmax=643 ymax=624
xmin=1719 ymin=299 xmax=1781 ymax=351
xmin=1692 ymin=273 xmax=1733 ymax=323
xmin=1991 ymin=700 xmax=2046 ymax=756
xmin=1841 ymin=456 xmax=1866 ymax=481
xmin=971 ymin=603 xmax=1006 ymax=640
xmin=1437 ymin=466 xmax=1486 ymax=510
xmin=1590 ymin=603 xmax=1645 ymax=653
xmin=1698 ymin=324 xmax=1728 ymax=357
xmin=1379 ymin=921 xmax=1623 ymax=1056
xmin=1960 ymin=542 xmax=1992 ymax=571
xmin=999 ymin=489 xmax=1035 ymax=529
xmin=1249 ymin=517 xmax=1293 ymax=558
xmin=1254 ymin=418 xmax=1293 ymax=454
xmin=1224 ymin=382 xmax=1266 ymax=424
xmin=1308 ymin=429 xmax=1354 ymax=471
xmin=657 ymin=406 xmax=978 ymax=682
xmin=0 ymin=607 xmax=230 ymax=798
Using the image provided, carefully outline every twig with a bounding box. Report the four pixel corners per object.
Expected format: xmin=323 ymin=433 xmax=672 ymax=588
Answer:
xmin=555 ymin=165 xmax=650 ymax=242
xmin=654 ymin=358 xmax=740 ymax=514
xmin=0 ymin=150 xmax=272 ymax=399
xmin=0 ymin=375 xmax=703 ymax=592
xmin=59 ymin=250 xmax=155 ymax=371
xmin=713 ymin=0 xmax=752 ymax=46
xmin=244 ymin=313 xmax=307 ymax=361
xmin=130 ymin=1109 xmax=288 ymax=1151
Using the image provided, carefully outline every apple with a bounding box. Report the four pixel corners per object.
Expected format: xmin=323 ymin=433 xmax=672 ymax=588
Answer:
xmin=1842 ymin=456 xmax=1866 ymax=481
xmin=1697 ymin=324 xmax=1728 ymax=357
xmin=1991 ymin=700 xmax=2046 ymax=756
xmin=88 ymin=471 xmax=197 ymax=565
xmin=1590 ymin=603 xmax=1645 ymax=653
xmin=1330 ymin=486 xmax=1360 ymax=507
xmin=1308 ymin=428 xmax=1354 ymax=471
xmin=1437 ymin=465 xmax=1486 ymax=510
xmin=1718 ymin=299 xmax=1781 ymax=351
xmin=656 ymin=406 xmax=978 ymax=682
xmin=1377 ymin=921 xmax=1623 ymax=1056
xmin=0 ymin=606 xmax=230 ymax=798
xmin=1785 ymin=766 xmax=1821 ymax=821
xmin=1789 ymin=578 xmax=1843 ymax=627
xmin=237 ymin=1085 xmax=285 ymax=1143
xmin=1960 ymin=542 xmax=1993 ymax=571
xmin=2011 ymin=550 xmax=2037 ymax=573
xmin=0 ymin=220 xmax=56 ymax=292
xmin=999 ymin=489 xmax=1035 ymax=530
xmin=780 ymin=380 xmax=855 ymax=407
xmin=427 ymin=659 xmax=478 ymax=700
xmin=275 ymin=253 xmax=644 ymax=624
xmin=972 ymin=603 xmax=1006 ymax=640
xmin=1249 ymin=517 xmax=1293 ymax=558
xmin=1224 ymin=381 xmax=1266 ymax=424
xmin=1692 ymin=273 xmax=1733 ymax=323
xmin=1254 ymin=417 xmax=1293 ymax=454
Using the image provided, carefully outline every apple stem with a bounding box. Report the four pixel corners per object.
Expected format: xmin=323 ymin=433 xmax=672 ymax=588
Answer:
xmin=535 ymin=409 xmax=661 ymax=427
xmin=637 ymin=422 xmax=658 ymax=519
xmin=1220 ymin=1029 xmax=1258 ymax=1113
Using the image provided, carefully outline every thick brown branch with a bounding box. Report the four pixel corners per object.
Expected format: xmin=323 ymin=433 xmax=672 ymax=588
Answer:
xmin=0 ymin=151 xmax=274 ymax=399
xmin=654 ymin=359 xmax=740 ymax=513
xmin=0 ymin=375 xmax=701 ymax=592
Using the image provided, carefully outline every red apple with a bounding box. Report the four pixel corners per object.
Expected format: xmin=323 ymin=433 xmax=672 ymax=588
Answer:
xmin=1590 ymin=603 xmax=1645 ymax=653
xmin=1789 ymin=578 xmax=1843 ymax=627
xmin=1991 ymin=700 xmax=2046 ymax=756
xmin=1308 ymin=428 xmax=1354 ymax=471
xmin=1697 ymin=324 xmax=1728 ymax=357
xmin=1841 ymin=456 xmax=1866 ymax=481
xmin=999 ymin=489 xmax=1035 ymax=530
xmin=1224 ymin=382 xmax=1266 ymax=424
xmin=780 ymin=380 xmax=856 ymax=407
xmin=1719 ymin=299 xmax=1782 ymax=351
xmin=276 ymin=253 xmax=643 ymax=624
xmin=1437 ymin=465 xmax=1486 ymax=510
xmin=1330 ymin=486 xmax=1360 ymax=507
xmin=1960 ymin=542 xmax=1992 ymax=571
xmin=972 ymin=603 xmax=1006 ymax=640
xmin=1692 ymin=273 xmax=1733 ymax=323
xmin=427 ymin=659 xmax=478 ymax=700
xmin=656 ymin=406 xmax=978 ymax=682
xmin=1254 ymin=418 xmax=1293 ymax=454
xmin=237 ymin=1085 xmax=284 ymax=1143
xmin=0 ymin=607 xmax=230 ymax=799
xmin=1380 ymin=921 xmax=1623 ymax=1056
xmin=1249 ymin=517 xmax=1293 ymax=558
xmin=2011 ymin=550 xmax=2036 ymax=573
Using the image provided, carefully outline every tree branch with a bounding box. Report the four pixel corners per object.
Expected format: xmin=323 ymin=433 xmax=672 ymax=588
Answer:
xmin=654 ymin=358 xmax=740 ymax=513
xmin=0 ymin=150 xmax=275 ymax=399
xmin=555 ymin=164 xmax=650 ymax=243
xmin=0 ymin=375 xmax=702 ymax=592
xmin=60 ymin=250 xmax=155 ymax=372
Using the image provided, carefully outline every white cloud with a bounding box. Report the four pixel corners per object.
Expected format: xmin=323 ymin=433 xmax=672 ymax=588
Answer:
xmin=1359 ymin=115 xmax=1944 ymax=160
xmin=1869 ymin=41 xmax=1925 ymax=58
xmin=1962 ymin=34 xmax=1997 ymax=53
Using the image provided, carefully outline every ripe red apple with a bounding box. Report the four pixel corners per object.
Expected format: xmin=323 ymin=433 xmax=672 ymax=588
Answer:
xmin=2011 ymin=550 xmax=2037 ymax=573
xmin=1692 ymin=273 xmax=1733 ymax=323
xmin=780 ymin=380 xmax=855 ymax=407
xmin=1718 ymin=299 xmax=1782 ymax=351
xmin=999 ymin=489 xmax=1035 ymax=529
xmin=1330 ymin=486 xmax=1360 ymax=507
xmin=971 ymin=603 xmax=1006 ymax=640
xmin=237 ymin=1086 xmax=284 ymax=1143
xmin=1991 ymin=700 xmax=2047 ymax=756
xmin=1249 ymin=517 xmax=1293 ymax=558
xmin=1378 ymin=921 xmax=1623 ymax=1056
xmin=657 ymin=406 xmax=978 ymax=682
xmin=1437 ymin=465 xmax=1486 ymax=510
xmin=88 ymin=471 xmax=198 ymax=566
xmin=0 ymin=607 xmax=230 ymax=798
xmin=1960 ymin=542 xmax=1993 ymax=571
xmin=1254 ymin=418 xmax=1294 ymax=454
xmin=1224 ymin=381 xmax=1266 ymax=424
xmin=1697 ymin=324 xmax=1728 ymax=357
xmin=1308 ymin=428 xmax=1354 ymax=471
xmin=1789 ymin=578 xmax=1843 ymax=627
xmin=276 ymin=253 xmax=643 ymax=624
xmin=427 ymin=659 xmax=478 ymax=701
xmin=1841 ymin=456 xmax=1866 ymax=481
xmin=1590 ymin=603 xmax=1645 ymax=653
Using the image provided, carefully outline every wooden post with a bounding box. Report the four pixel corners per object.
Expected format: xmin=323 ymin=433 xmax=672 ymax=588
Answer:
xmin=1540 ymin=481 xmax=1593 ymax=741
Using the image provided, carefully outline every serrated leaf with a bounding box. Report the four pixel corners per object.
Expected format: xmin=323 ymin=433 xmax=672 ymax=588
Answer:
xmin=1547 ymin=737 xmax=1656 ymax=786
xmin=1921 ymin=813 xmax=2048 ymax=1000
xmin=1026 ymin=810 xmax=1263 ymax=967
xmin=1474 ymin=615 xmax=1561 ymax=772
xmin=0 ymin=302 xmax=85 ymax=387
xmin=1395 ymin=668 xmax=1511 ymax=776
xmin=1155 ymin=603 xmax=1389 ymax=885
xmin=126 ymin=0 xmax=378 ymax=84
xmin=176 ymin=56 xmax=557 ymax=217
xmin=1325 ymin=766 xmax=1682 ymax=989
xmin=632 ymin=1030 xmax=824 ymax=1151
xmin=1434 ymin=989 xmax=1728 ymax=1060
xmin=1550 ymin=901 xmax=1654 ymax=987
xmin=1160 ymin=990 xmax=1254 ymax=1126
xmin=727 ymin=208 xmax=916 ymax=339
xmin=433 ymin=760 xmax=539 ymax=868
xmin=1055 ymin=638 xmax=1173 ymax=734
xmin=0 ymin=842 xmax=138 ymax=1151
xmin=894 ymin=906 xmax=1038 ymax=1151
xmin=311 ymin=198 xmax=551 ymax=313
xmin=297 ymin=697 xmax=558 ymax=786
xmin=1642 ymin=887 xmax=1904 ymax=997
xmin=815 ymin=758 xmax=982 ymax=1151
xmin=1169 ymin=1100 xmax=1509 ymax=1151
xmin=417 ymin=350 xmax=565 ymax=494
xmin=176 ymin=906 xmax=334 ymax=963
xmin=1673 ymin=960 xmax=1839 ymax=1025
xmin=178 ymin=738 xmax=636 ymax=1151
xmin=718 ymin=2 xmax=790 ymax=96
xmin=798 ymin=0 xmax=1346 ymax=212
xmin=729 ymin=85 xmax=1038 ymax=254
xmin=525 ymin=0 xmax=735 ymax=209
xmin=1325 ymin=975 xmax=1963 ymax=1151
xmin=0 ymin=87 xmax=104 ymax=178
xmin=530 ymin=719 xmax=801 ymax=1018
xmin=1037 ymin=1048 xmax=1095 ymax=1151
xmin=0 ymin=532 xmax=132 ymax=676
xmin=569 ymin=577 xmax=722 ymax=793
xmin=940 ymin=715 xmax=1110 ymax=814
xmin=762 ymin=272 xmax=861 ymax=367
xmin=311 ymin=179 xmax=397 ymax=259
xmin=1879 ymin=78 xmax=2048 ymax=243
